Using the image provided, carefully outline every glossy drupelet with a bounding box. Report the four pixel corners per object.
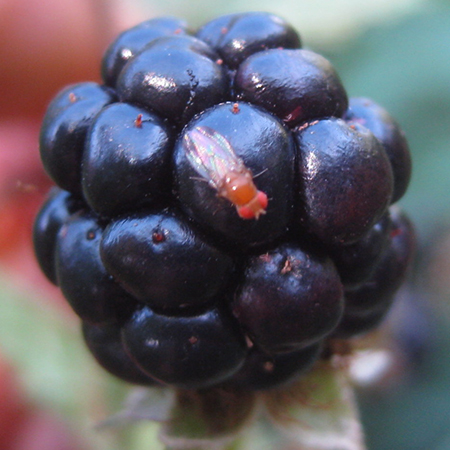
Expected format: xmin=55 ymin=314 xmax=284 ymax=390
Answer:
xmin=328 ymin=212 xmax=392 ymax=287
xmin=33 ymin=188 xmax=84 ymax=284
xmin=173 ymin=102 xmax=296 ymax=247
xmin=116 ymin=36 xmax=228 ymax=126
xmin=345 ymin=97 xmax=412 ymax=203
xmin=82 ymin=321 xmax=158 ymax=386
xmin=227 ymin=343 xmax=322 ymax=391
xmin=101 ymin=17 xmax=188 ymax=87
xmin=100 ymin=209 xmax=235 ymax=310
xmin=235 ymin=49 xmax=348 ymax=126
xmin=82 ymin=102 xmax=173 ymax=216
xmin=39 ymin=83 xmax=116 ymax=194
xmin=233 ymin=243 xmax=344 ymax=353
xmin=122 ymin=304 xmax=247 ymax=389
xmin=55 ymin=211 xmax=138 ymax=324
xmin=34 ymin=12 xmax=415 ymax=391
xmin=334 ymin=207 xmax=416 ymax=338
xmin=294 ymin=118 xmax=393 ymax=244
xmin=196 ymin=12 xmax=301 ymax=69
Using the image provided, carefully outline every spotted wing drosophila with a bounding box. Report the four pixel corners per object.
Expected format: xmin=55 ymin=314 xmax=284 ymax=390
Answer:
xmin=183 ymin=126 xmax=268 ymax=220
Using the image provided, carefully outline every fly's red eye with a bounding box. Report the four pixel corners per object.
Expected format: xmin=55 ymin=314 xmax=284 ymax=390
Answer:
xmin=256 ymin=191 xmax=268 ymax=210
xmin=237 ymin=205 xmax=256 ymax=219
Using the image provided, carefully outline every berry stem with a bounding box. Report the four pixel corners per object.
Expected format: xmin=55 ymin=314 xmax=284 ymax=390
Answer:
xmin=112 ymin=361 xmax=367 ymax=450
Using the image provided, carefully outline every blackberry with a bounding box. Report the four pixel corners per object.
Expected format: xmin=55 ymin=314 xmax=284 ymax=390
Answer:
xmin=33 ymin=187 xmax=85 ymax=284
xmin=34 ymin=12 xmax=415 ymax=391
xmin=196 ymin=12 xmax=301 ymax=69
xmin=328 ymin=212 xmax=392 ymax=288
xmin=344 ymin=97 xmax=412 ymax=203
xmin=226 ymin=343 xmax=322 ymax=391
xmin=232 ymin=242 xmax=344 ymax=353
xmin=39 ymin=82 xmax=116 ymax=194
xmin=334 ymin=207 xmax=416 ymax=338
xmin=173 ymin=101 xmax=295 ymax=246
xmin=82 ymin=321 xmax=158 ymax=386
xmin=82 ymin=102 xmax=173 ymax=217
xmin=100 ymin=208 xmax=234 ymax=311
xmin=116 ymin=36 xmax=228 ymax=125
xmin=294 ymin=118 xmax=393 ymax=245
xmin=55 ymin=210 xmax=138 ymax=324
xmin=121 ymin=304 xmax=247 ymax=389
xmin=235 ymin=49 xmax=348 ymax=126
xmin=101 ymin=17 xmax=188 ymax=87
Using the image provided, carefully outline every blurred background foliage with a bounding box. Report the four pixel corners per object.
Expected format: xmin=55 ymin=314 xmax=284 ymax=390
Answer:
xmin=0 ymin=0 xmax=449 ymax=449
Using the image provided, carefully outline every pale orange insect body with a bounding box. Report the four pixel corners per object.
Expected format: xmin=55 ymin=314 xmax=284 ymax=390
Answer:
xmin=183 ymin=126 xmax=268 ymax=220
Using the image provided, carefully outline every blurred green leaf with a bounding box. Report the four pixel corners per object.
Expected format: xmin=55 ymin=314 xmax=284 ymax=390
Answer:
xmin=327 ymin=8 xmax=450 ymax=449
xmin=99 ymin=386 xmax=174 ymax=427
xmin=330 ymin=9 xmax=450 ymax=241
xmin=0 ymin=276 xmax=160 ymax=450
xmin=138 ymin=0 xmax=425 ymax=47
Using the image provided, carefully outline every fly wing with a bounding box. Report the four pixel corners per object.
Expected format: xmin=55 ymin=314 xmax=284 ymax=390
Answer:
xmin=183 ymin=126 xmax=246 ymax=189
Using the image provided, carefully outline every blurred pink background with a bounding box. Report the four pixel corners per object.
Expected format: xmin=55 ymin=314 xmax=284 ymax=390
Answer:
xmin=0 ymin=1 xmax=144 ymax=447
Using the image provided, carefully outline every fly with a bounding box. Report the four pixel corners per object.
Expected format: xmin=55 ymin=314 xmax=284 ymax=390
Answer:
xmin=183 ymin=126 xmax=268 ymax=219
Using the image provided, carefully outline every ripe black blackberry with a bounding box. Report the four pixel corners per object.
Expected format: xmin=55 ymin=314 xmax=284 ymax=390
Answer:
xmin=34 ymin=12 xmax=415 ymax=391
